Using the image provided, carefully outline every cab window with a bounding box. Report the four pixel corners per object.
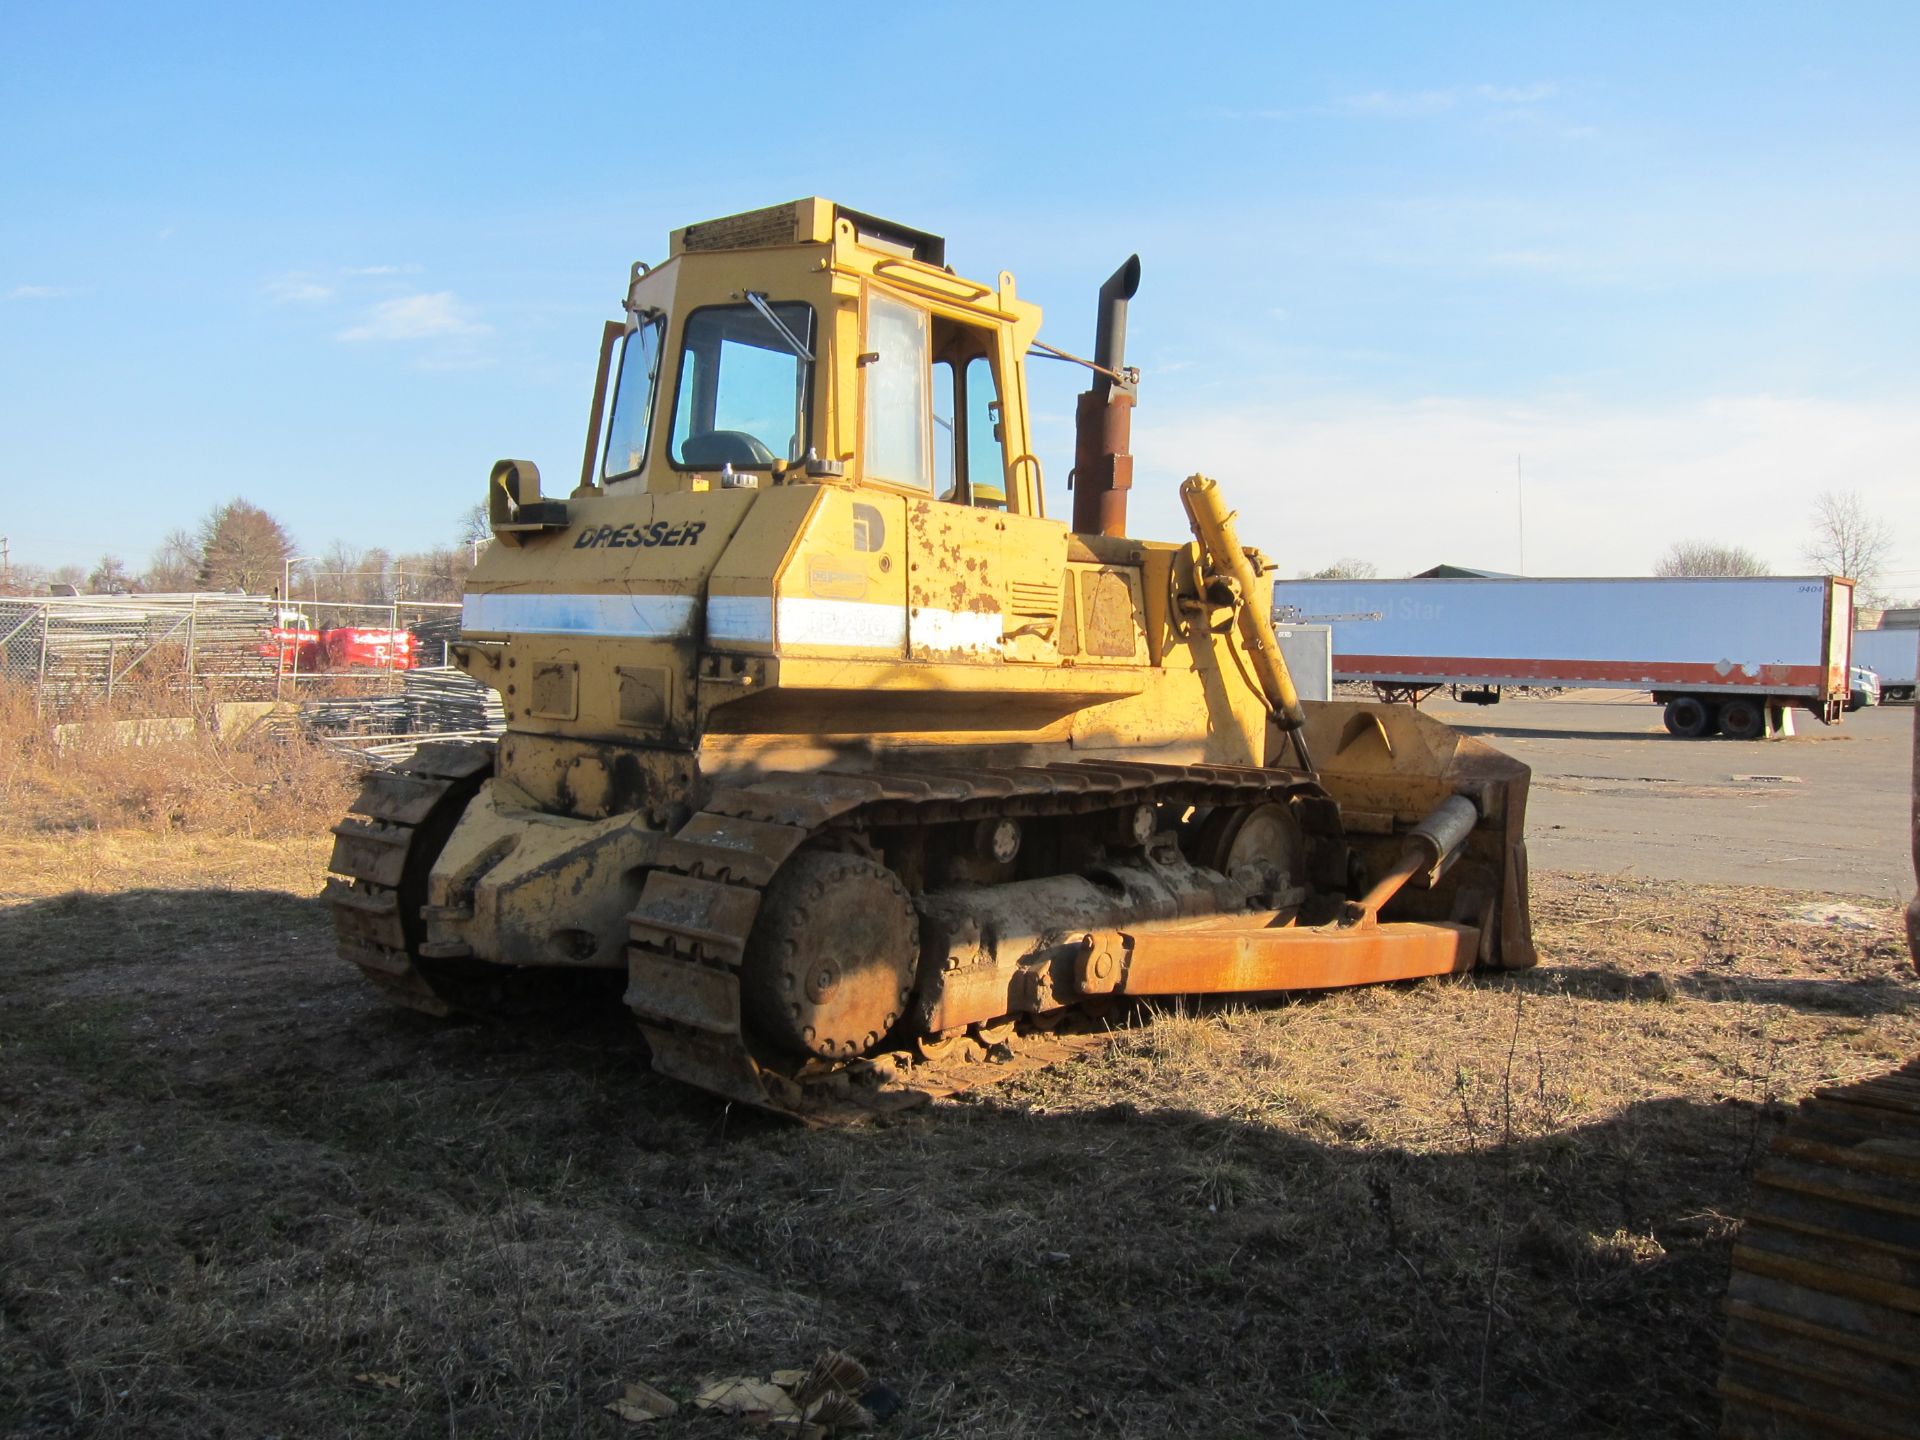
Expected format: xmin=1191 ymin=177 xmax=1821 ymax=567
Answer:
xmin=602 ymin=317 xmax=665 ymax=481
xmin=862 ymin=293 xmax=930 ymax=488
xmin=963 ymin=354 xmax=1007 ymax=511
xmin=668 ymin=302 xmax=815 ymax=469
xmin=932 ymin=336 xmax=1008 ymax=510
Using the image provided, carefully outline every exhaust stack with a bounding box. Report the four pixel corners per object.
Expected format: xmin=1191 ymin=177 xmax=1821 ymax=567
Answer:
xmin=1071 ymin=255 xmax=1141 ymax=536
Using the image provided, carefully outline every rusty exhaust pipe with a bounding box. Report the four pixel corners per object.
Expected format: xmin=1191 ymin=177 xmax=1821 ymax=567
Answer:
xmin=1071 ymin=255 xmax=1141 ymax=536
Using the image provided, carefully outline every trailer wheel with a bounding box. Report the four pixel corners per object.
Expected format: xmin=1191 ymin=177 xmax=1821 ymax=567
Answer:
xmin=1719 ymin=698 xmax=1765 ymax=740
xmin=1663 ymin=697 xmax=1713 ymax=738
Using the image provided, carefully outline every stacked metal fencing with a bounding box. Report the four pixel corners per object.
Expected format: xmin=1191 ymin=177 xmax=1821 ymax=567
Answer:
xmin=294 ymin=667 xmax=504 ymax=767
xmin=0 ymin=593 xmax=464 ymax=708
xmin=0 ymin=593 xmax=280 ymax=705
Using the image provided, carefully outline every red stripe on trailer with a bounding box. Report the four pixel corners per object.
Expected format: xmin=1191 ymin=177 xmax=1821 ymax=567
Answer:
xmin=1334 ymin=655 xmax=1829 ymax=689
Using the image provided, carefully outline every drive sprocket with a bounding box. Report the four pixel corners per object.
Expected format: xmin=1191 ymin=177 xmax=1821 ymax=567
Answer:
xmin=740 ymin=848 xmax=919 ymax=1062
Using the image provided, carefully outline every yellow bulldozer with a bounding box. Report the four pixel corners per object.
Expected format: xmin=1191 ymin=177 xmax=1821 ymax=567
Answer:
xmin=325 ymin=198 xmax=1535 ymax=1116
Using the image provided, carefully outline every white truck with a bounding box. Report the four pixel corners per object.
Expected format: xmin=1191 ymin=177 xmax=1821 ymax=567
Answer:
xmin=1855 ymin=627 xmax=1918 ymax=702
xmin=1272 ymin=574 xmax=1855 ymax=739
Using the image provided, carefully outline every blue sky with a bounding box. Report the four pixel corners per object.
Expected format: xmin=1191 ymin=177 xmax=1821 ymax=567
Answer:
xmin=4 ymin=1 xmax=1917 ymax=591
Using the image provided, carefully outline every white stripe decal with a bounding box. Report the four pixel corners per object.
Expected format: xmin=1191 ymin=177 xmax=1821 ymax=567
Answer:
xmin=711 ymin=596 xmax=908 ymax=650
xmin=707 ymin=595 xmax=774 ymax=645
xmin=469 ymin=591 xmax=999 ymax=655
xmin=462 ymin=592 xmax=697 ymax=638
xmin=910 ymin=606 xmax=1003 ymax=653
xmin=779 ymin=597 xmax=909 ymax=649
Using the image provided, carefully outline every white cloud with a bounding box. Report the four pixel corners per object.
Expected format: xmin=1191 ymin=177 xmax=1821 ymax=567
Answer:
xmin=265 ymin=276 xmax=333 ymax=305
xmin=1476 ymin=83 xmax=1558 ymax=104
xmin=1329 ymin=82 xmax=1561 ymax=121
xmin=338 ymin=291 xmax=489 ymax=343
xmin=262 ymin=264 xmax=421 ymax=306
xmin=1336 ymin=88 xmax=1457 ymax=118
xmin=1485 ymin=248 xmax=1585 ymax=272
xmin=1127 ymin=391 xmax=1920 ymax=584
xmin=4 ymin=284 xmax=68 ymax=301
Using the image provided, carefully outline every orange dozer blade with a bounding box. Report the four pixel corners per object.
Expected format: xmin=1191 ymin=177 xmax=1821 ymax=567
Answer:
xmin=1296 ymin=700 xmax=1536 ymax=972
xmin=1108 ymin=920 xmax=1480 ymax=995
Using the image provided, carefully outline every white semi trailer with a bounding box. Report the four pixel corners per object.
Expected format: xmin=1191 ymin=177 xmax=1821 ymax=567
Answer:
xmin=1855 ymin=627 xmax=1918 ymax=702
xmin=1272 ymin=575 xmax=1855 ymax=739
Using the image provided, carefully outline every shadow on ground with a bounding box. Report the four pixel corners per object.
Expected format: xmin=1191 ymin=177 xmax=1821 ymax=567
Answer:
xmin=1444 ymin=718 xmax=1670 ymax=744
xmin=1500 ymin=959 xmax=1916 ymax=1018
xmin=0 ymin=886 xmax=1804 ymax=1438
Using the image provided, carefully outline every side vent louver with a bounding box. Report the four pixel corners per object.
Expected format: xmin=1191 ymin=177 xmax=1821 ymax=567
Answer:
xmin=1010 ymin=581 xmax=1058 ymax=621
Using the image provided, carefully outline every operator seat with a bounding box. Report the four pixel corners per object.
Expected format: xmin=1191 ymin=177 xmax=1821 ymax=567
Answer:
xmin=680 ymin=430 xmax=778 ymax=468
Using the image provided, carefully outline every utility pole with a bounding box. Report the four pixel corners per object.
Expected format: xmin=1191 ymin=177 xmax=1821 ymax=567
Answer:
xmin=1516 ymin=454 xmax=1527 ymax=574
xmin=0 ymin=536 xmax=9 ymax=589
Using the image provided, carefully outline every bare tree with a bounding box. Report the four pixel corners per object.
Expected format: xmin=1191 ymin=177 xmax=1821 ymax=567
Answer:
xmin=396 ymin=546 xmax=473 ymax=603
xmin=1653 ymin=541 xmax=1770 ymax=577
xmin=458 ymin=502 xmax=495 ymax=568
xmin=196 ymin=499 xmax=295 ymax=593
xmin=87 ymin=555 xmax=132 ymax=593
xmin=1304 ymin=558 xmax=1378 ymax=580
xmin=460 ymin=502 xmax=489 ymax=547
xmin=356 ymin=547 xmax=397 ymax=605
xmin=144 ymin=529 xmax=201 ymax=592
xmin=310 ymin=540 xmax=365 ymax=603
xmin=1802 ymin=489 xmax=1893 ymax=592
xmin=0 ymin=561 xmax=50 ymax=596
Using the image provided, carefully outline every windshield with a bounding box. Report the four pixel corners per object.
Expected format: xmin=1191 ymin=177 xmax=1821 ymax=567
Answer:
xmin=602 ymin=317 xmax=666 ymax=481
xmin=669 ymin=302 xmax=816 ymax=469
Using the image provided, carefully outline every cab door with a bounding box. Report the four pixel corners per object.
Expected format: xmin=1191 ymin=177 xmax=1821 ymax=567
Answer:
xmin=938 ymin=350 xmax=1066 ymax=665
xmin=863 ymin=289 xmax=1067 ymax=665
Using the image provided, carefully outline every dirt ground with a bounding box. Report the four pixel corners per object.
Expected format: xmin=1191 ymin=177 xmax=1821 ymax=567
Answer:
xmin=1423 ymin=693 xmax=1914 ymax=899
xmin=3 ymin=802 xmax=1916 ymax=1437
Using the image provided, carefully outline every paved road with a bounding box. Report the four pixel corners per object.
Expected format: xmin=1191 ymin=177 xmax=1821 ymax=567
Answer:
xmin=1414 ymin=694 xmax=1914 ymax=899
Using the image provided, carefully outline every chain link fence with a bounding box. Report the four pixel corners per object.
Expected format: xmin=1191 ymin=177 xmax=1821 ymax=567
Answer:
xmin=0 ymin=593 xmax=464 ymax=708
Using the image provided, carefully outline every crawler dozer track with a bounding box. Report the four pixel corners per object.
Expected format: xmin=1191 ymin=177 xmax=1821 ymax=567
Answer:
xmin=626 ymin=759 xmax=1328 ymax=1114
xmin=1718 ymin=670 xmax=1920 ymax=1437
xmin=324 ymin=742 xmax=496 ymax=1015
xmin=325 ymin=743 xmax=1525 ymax=1122
xmin=1720 ymin=1061 xmax=1920 ymax=1438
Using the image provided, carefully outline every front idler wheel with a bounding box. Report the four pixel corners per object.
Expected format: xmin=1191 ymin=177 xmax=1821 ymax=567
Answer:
xmin=1190 ymin=801 xmax=1307 ymax=893
xmin=740 ymin=849 xmax=919 ymax=1063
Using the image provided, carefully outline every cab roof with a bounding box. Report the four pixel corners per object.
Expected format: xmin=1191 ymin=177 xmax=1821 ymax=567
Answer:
xmin=670 ymin=198 xmax=945 ymax=265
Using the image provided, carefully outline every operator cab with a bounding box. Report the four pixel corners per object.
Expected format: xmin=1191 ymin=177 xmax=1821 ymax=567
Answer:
xmin=587 ymin=199 xmax=1044 ymax=521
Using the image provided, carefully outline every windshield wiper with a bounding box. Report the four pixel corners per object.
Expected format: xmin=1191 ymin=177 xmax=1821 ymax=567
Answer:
xmin=744 ymin=291 xmax=814 ymax=362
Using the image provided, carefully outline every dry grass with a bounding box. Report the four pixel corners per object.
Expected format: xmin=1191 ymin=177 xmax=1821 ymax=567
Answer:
xmin=1 ymin=723 xmax=1915 ymax=1437
xmin=0 ymin=682 xmax=354 ymax=843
